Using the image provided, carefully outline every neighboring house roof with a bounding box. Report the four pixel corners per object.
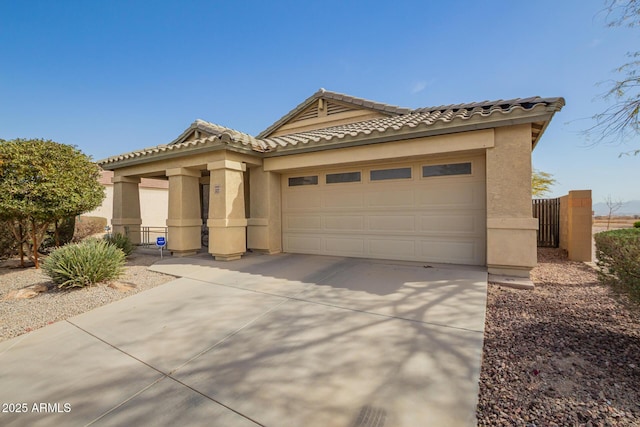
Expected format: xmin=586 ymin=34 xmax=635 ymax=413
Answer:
xmin=98 ymin=91 xmax=565 ymax=169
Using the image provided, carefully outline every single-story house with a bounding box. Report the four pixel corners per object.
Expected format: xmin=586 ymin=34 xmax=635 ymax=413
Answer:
xmin=98 ymin=89 xmax=565 ymax=278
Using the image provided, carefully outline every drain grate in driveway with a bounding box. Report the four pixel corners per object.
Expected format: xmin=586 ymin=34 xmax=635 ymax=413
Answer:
xmin=351 ymin=405 xmax=387 ymax=427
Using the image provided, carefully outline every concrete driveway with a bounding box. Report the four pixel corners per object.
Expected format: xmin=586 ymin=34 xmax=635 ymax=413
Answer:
xmin=0 ymin=253 xmax=487 ymax=427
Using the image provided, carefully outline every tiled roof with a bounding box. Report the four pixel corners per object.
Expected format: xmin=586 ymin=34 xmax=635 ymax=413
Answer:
xmin=259 ymin=96 xmax=565 ymax=152
xmin=98 ymin=121 xmax=267 ymax=166
xmin=98 ymin=94 xmax=564 ymax=167
xmin=256 ymin=88 xmax=412 ymax=139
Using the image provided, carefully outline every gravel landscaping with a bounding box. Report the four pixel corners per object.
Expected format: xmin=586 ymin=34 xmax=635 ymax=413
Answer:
xmin=0 ymin=249 xmax=175 ymax=342
xmin=477 ymin=248 xmax=640 ymax=426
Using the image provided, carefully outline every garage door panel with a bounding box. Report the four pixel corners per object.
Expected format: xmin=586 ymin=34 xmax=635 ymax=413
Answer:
xmin=368 ymin=215 xmax=416 ymax=232
xmin=285 ymin=192 xmax=321 ymax=210
xmin=325 ymin=237 xmax=365 ymax=256
xmin=282 ymin=156 xmax=486 ymax=265
xmin=285 ymin=235 xmax=322 ymax=252
xmin=418 ymin=213 xmax=484 ymax=234
xmin=285 ymin=215 xmax=322 ymax=230
xmin=420 ymin=239 xmax=482 ymax=265
xmin=416 ymin=183 xmax=484 ymax=207
xmin=369 ymin=238 xmax=417 ymax=258
xmin=324 ymin=215 xmax=364 ymax=231
xmin=365 ymin=189 xmax=414 ymax=207
xmin=323 ymin=192 xmax=364 ymax=209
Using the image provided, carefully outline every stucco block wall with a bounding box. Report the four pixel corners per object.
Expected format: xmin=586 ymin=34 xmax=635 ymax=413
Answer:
xmin=486 ymin=124 xmax=538 ymax=277
xmin=559 ymin=190 xmax=592 ymax=262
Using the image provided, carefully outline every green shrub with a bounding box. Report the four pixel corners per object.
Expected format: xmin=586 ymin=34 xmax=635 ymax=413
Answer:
xmin=634 ymin=221 xmax=640 ymax=228
xmin=73 ymin=216 xmax=107 ymax=242
xmin=594 ymin=228 xmax=640 ymax=302
xmin=42 ymin=239 xmax=125 ymax=288
xmin=104 ymin=233 xmax=134 ymax=257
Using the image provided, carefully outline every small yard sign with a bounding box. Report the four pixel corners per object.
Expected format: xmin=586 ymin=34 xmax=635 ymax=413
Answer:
xmin=156 ymin=236 xmax=166 ymax=259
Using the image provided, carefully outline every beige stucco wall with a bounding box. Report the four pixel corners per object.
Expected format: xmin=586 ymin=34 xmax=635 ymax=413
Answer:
xmin=166 ymin=168 xmax=202 ymax=256
xmin=264 ymin=129 xmax=494 ymax=172
xmin=247 ymin=166 xmax=282 ymax=253
xmin=139 ymin=187 xmax=170 ymax=227
xmin=486 ymin=124 xmax=538 ymax=277
xmin=559 ymin=190 xmax=593 ymax=262
xmin=207 ymin=160 xmax=248 ymax=260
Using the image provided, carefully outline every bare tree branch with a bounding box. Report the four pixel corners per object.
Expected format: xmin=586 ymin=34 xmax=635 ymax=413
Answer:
xmin=586 ymin=0 xmax=640 ymax=151
xmin=604 ymin=194 xmax=625 ymax=230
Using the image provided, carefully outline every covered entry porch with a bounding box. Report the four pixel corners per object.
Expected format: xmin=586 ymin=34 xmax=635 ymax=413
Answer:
xmin=106 ymin=143 xmax=282 ymax=260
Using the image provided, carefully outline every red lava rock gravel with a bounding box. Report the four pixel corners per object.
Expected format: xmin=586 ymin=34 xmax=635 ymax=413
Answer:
xmin=477 ymin=248 xmax=640 ymax=426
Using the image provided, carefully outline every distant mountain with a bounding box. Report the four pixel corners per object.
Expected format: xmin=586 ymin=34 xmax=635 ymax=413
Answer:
xmin=593 ymin=200 xmax=640 ymax=216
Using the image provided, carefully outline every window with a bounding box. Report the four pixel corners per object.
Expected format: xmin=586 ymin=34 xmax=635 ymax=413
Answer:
xmin=370 ymin=167 xmax=412 ymax=181
xmin=288 ymin=176 xmax=318 ymax=186
xmin=326 ymin=171 xmax=361 ymax=184
xmin=422 ymin=162 xmax=471 ymax=177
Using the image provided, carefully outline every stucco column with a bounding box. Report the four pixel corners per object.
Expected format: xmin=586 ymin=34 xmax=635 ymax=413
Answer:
xmin=111 ymin=175 xmax=142 ymax=244
xmin=207 ymin=160 xmax=247 ymax=261
xmin=166 ymin=167 xmax=202 ymax=256
xmin=559 ymin=190 xmax=593 ymax=262
xmin=486 ymin=124 xmax=538 ymax=277
xmin=247 ymin=166 xmax=282 ymax=253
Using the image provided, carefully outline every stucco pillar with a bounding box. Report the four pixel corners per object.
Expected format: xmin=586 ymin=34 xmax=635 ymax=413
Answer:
xmin=486 ymin=124 xmax=538 ymax=277
xmin=247 ymin=166 xmax=282 ymax=253
xmin=207 ymin=160 xmax=247 ymax=261
xmin=111 ymin=175 xmax=142 ymax=244
xmin=559 ymin=190 xmax=592 ymax=262
xmin=166 ymin=167 xmax=202 ymax=256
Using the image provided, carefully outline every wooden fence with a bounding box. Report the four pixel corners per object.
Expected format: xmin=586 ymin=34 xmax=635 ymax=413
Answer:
xmin=532 ymin=198 xmax=560 ymax=247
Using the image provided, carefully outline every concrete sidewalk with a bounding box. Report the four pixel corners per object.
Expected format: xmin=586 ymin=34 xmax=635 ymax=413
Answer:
xmin=0 ymin=253 xmax=487 ymax=426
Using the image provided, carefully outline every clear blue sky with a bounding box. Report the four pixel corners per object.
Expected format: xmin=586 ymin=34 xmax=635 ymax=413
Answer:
xmin=1 ymin=0 xmax=638 ymax=204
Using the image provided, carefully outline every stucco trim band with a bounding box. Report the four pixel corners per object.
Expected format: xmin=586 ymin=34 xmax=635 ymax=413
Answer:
xmin=264 ymin=129 xmax=494 ymax=172
xmin=166 ymin=219 xmax=202 ymax=227
xmin=112 ymin=176 xmax=141 ymax=184
xmin=207 ymin=160 xmax=247 ymax=172
xmin=166 ymin=167 xmax=202 ymax=178
xmin=111 ymin=218 xmax=143 ymax=225
xmin=487 ymin=218 xmax=539 ymax=230
xmin=207 ymin=219 xmax=249 ymax=227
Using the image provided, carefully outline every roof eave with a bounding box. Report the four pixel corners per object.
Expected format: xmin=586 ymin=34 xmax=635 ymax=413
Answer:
xmin=263 ymin=109 xmax=557 ymax=157
xmin=168 ymin=120 xmax=220 ymax=146
xmin=257 ymin=90 xmax=326 ymax=139
xmin=531 ymin=101 xmax=565 ymax=149
xmin=97 ymin=142 xmax=257 ymax=170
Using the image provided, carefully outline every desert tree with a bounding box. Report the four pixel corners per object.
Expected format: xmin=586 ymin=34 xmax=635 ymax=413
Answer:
xmin=532 ymin=169 xmax=557 ymax=197
xmin=0 ymin=139 xmax=105 ymax=268
xmin=589 ymin=0 xmax=640 ymax=153
xmin=604 ymin=194 xmax=625 ymax=230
